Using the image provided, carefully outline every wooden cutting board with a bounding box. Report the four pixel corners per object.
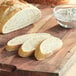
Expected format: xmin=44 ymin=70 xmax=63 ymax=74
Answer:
xmin=0 ymin=5 xmax=76 ymax=76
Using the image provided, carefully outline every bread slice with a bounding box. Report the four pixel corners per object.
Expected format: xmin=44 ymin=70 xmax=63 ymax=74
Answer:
xmin=18 ymin=34 xmax=54 ymax=57
xmin=0 ymin=0 xmax=41 ymax=34
xmin=35 ymin=37 xmax=63 ymax=60
xmin=6 ymin=33 xmax=52 ymax=51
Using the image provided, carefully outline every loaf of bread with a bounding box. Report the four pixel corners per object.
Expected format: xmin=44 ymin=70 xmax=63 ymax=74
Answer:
xmin=6 ymin=33 xmax=52 ymax=52
xmin=24 ymin=0 xmax=69 ymax=6
xmin=18 ymin=33 xmax=53 ymax=57
xmin=0 ymin=0 xmax=41 ymax=34
xmin=35 ymin=37 xmax=63 ymax=60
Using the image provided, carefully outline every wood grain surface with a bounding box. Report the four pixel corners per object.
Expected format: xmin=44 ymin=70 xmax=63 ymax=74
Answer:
xmin=0 ymin=5 xmax=76 ymax=76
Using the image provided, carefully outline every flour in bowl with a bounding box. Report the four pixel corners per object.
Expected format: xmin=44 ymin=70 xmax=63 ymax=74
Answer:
xmin=54 ymin=8 xmax=76 ymax=28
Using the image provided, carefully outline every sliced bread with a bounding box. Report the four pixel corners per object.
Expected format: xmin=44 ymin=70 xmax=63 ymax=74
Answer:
xmin=0 ymin=0 xmax=41 ymax=34
xmin=35 ymin=37 xmax=63 ymax=60
xmin=18 ymin=34 xmax=54 ymax=57
xmin=6 ymin=33 xmax=52 ymax=51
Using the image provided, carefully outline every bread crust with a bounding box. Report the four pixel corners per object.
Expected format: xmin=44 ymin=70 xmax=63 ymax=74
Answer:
xmin=0 ymin=6 xmax=10 ymax=33
xmin=18 ymin=47 xmax=34 ymax=57
xmin=6 ymin=45 xmax=20 ymax=52
xmin=35 ymin=44 xmax=46 ymax=60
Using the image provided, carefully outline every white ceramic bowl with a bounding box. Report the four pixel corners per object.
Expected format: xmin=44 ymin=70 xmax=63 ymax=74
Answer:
xmin=53 ymin=4 xmax=76 ymax=28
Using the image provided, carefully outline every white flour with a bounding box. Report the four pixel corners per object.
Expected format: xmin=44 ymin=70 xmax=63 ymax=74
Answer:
xmin=55 ymin=8 xmax=76 ymax=22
